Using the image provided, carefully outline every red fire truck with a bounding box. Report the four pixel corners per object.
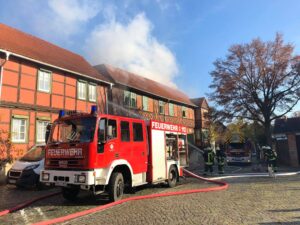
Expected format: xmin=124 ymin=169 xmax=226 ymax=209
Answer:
xmin=40 ymin=106 xmax=189 ymax=202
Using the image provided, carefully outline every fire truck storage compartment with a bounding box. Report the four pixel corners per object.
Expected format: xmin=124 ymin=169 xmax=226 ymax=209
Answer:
xmin=150 ymin=120 xmax=189 ymax=183
xmin=151 ymin=129 xmax=166 ymax=182
xmin=178 ymin=134 xmax=188 ymax=166
xmin=166 ymin=133 xmax=178 ymax=160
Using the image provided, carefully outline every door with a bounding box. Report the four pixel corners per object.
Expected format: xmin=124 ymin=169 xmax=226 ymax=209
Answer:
xmin=151 ymin=129 xmax=166 ymax=182
xmin=131 ymin=122 xmax=148 ymax=174
xmin=97 ymin=117 xmax=119 ymax=167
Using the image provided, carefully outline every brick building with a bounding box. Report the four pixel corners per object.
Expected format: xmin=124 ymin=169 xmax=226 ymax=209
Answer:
xmin=0 ymin=23 xmax=110 ymax=158
xmin=0 ymin=23 xmax=206 ymax=158
xmin=94 ymin=64 xmax=197 ymax=138
xmin=190 ymin=97 xmax=210 ymax=147
xmin=273 ymin=117 xmax=300 ymax=167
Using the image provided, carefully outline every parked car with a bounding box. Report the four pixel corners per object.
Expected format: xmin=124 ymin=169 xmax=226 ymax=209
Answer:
xmin=7 ymin=145 xmax=45 ymax=188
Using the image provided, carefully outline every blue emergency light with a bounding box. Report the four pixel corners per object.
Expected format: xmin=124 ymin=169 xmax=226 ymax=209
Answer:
xmin=91 ymin=105 xmax=97 ymax=114
xmin=59 ymin=110 xmax=65 ymax=118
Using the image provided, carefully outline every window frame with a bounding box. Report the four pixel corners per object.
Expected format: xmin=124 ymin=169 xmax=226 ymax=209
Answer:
xmin=120 ymin=121 xmax=130 ymax=142
xmin=36 ymin=119 xmax=50 ymax=143
xmin=142 ymin=96 xmax=149 ymax=111
xmin=77 ymin=80 xmax=87 ymax=100
xmin=182 ymin=106 xmax=187 ymax=118
xmin=123 ymin=90 xmax=137 ymax=108
xmin=11 ymin=115 xmax=29 ymax=143
xmin=107 ymin=119 xmax=118 ymax=140
xmin=159 ymin=101 xmax=165 ymax=114
xmin=169 ymin=103 xmax=174 ymax=116
xmin=88 ymin=83 xmax=97 ymax=102
xmin=133 ymin=122 xmax=144 ymax=142
xmin=37 ymin=69 xmax=52 ymax=93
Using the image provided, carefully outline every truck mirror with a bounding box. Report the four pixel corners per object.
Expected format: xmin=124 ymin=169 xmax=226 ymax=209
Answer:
xmin=45 ymin=124 xmax=52 ymax=143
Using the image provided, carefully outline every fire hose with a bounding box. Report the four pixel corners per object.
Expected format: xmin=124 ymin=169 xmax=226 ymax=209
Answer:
xmin=0 ymin=191 xmax=61 ymax=217
xmin=31 ymin=169 xmax=228 ymax=225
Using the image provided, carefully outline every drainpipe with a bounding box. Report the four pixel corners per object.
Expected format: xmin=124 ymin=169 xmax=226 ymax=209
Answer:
xmin=0 ymin=51 xmax=10 ymax=102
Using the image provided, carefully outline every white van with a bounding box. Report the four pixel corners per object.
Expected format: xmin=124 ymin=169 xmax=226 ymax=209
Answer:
xmin=7 ymin=145 xmax=45 ymax=188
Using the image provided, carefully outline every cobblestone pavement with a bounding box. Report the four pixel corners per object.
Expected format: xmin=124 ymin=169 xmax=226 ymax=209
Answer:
xmin=65 ymin=175 xmax=300 ymax=225
xmin=0 ymin=174 xmax=300 ymax=225
xmin=0 ymin=177 xmax=213 ymax=224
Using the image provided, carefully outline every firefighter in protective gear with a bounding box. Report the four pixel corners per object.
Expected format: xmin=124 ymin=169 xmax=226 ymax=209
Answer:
xmin=203 ymin=147 xmax=215 ymax=175
xmin=216 ymin=145 xmax=226 ymax=174
xmin=262 ymin=146 xmax=277 ymax=172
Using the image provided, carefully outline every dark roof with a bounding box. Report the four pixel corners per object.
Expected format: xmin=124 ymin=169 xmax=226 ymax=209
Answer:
xmin=273 ymin=117 xmax=300 ymax=134
xmin=0 ymin=23 xmax=110 ymax=83
xmin=95 ymin=64 xmax=196 ymax=107
xmin=190 ymin=97 xmax=208 ymax=108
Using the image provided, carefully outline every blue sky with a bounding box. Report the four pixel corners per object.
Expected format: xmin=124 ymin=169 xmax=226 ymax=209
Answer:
xmin=0 ymin=0 xmax=300 ymax=113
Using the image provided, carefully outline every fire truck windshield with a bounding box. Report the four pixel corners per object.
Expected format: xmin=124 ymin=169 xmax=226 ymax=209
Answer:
xmin=50 ymin=117 xmax=96 ymax=143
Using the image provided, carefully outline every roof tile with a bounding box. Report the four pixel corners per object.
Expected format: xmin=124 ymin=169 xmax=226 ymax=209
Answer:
xmin=0 ymin=23 xmax=110 ymax=83
xmin=95 ymin=64 xmax=196 ymax=107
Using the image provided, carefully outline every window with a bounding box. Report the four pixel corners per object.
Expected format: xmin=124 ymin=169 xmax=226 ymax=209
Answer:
xmin=169 ymin=103 xmax=174 ymax=116
xmin=11 ymin=118 xmax=27 ymax=143
xmin=142 ymin=96 xmax=148 ymax=111
xmin=88 ymin=84 xmax=96 ymax=102
xmin=121 ymin=121 xmax=130 ymax=142
xmin=77 ymin=81 xmax=87 ymax=100
xmin=107 ymin=119 xmax=117 ymax=140
xmin=36 ymin=120 xmax=49 ymax=143
xmin=124 ymin=90 xmax=137 ymax=108
xmin=133 ymin=123 xmax=143 ymax=142
xmin=159 ymin=101 xmax=165 ymax=114
xmin=182 ymin=106 xmax=187 ymax=118
xmin=38 ymin=70 xmax=51 ymax=92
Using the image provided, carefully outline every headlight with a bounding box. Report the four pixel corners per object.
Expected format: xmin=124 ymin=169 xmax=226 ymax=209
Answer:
xmin=24 ymin=164 xmax=39 ymax=170
xmin=42 ymin=172 xmax=50 ymax=181
xmin=75 ymin=174 xmax=86 ymax=183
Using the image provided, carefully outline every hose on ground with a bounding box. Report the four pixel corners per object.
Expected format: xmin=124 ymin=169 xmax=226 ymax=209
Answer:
xmin=32 ymin=169 xmax=228 ymax=225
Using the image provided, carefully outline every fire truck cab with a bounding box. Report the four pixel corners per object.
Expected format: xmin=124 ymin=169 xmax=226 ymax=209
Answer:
xmin=41 ymin=107 xmax=188 ymax=202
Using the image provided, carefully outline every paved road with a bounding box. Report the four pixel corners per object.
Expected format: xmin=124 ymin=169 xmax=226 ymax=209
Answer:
xmin=0 ymin=174 xmax=300 ymax=225
xmin=65 ymin=175 xmax=300 ymax=225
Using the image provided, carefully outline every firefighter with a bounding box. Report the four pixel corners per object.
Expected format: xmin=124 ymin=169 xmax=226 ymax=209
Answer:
xmin=262 ymin=146 xmax=277 ymax=172
xmin=203 ymin=146 xmax=215 ymax=175
xmin=216 ymin=145 xmax=226 ymax=174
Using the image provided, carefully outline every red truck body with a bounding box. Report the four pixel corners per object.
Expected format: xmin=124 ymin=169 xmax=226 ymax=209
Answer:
xmin=41 ymin=108 xmax=188 ymax=201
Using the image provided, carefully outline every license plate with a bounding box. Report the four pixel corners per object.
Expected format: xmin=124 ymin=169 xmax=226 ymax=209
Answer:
xmin=233 ymin=158 xmax=242 ymax=161
xmin=56 ymin=181 xmax=67 ymax=187
xmin=8 ymin=179 xmax=17 ymax=184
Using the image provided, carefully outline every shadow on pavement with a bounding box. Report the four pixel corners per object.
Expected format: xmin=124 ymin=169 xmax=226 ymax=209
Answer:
xmin=259 ymin=222 xmax=300 ymax=225
xmin=269 ymin=208 xmax=300 ymax=213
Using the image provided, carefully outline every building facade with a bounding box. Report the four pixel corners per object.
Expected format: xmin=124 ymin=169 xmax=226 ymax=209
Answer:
xmin=0 ymin=23 xmax=205 ymax=160
xmin=190 ymin=98 xmax=210 ymax=147
xmin=95 ymin=65 xmax=196 ymax=137
xmin=273 ymin=117 xmax=300 ymax=167
xmin=0 ymin=24 xmax=110 ymax=159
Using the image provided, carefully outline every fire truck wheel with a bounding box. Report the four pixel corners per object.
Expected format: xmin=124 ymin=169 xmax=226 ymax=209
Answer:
xmin=168 ymin=166 xmax=178 ymax=188
xmin=62 ymin=187 xmax=80 ymax=201
xmin=108 ymin=172 xmax=124 ymax=202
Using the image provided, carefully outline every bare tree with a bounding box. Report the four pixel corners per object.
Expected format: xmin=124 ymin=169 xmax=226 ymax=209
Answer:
xmin=209 ymin=34 xmax=300 ymax=144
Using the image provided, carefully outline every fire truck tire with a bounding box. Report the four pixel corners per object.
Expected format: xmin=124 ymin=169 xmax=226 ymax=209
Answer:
xmin=62 ymin=187 xmax=80 ymax=201
xmin=167 ymin=166 xmax=178 ymax=188
xmin=108 ymin=172 xmax=124 ymax=202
